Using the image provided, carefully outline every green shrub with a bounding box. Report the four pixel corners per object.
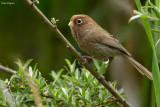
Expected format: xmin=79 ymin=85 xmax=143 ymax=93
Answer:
xmin=0 ymin=59 xmax=125 ymax=107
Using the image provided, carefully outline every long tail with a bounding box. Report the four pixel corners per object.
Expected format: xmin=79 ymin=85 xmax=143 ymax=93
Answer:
xmin=124 ymin=55 xmax=153 ymax=80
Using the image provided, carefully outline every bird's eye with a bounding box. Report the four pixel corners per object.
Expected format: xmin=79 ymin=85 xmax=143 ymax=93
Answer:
xmin=76 ymin=19 xmax=82 ymax=24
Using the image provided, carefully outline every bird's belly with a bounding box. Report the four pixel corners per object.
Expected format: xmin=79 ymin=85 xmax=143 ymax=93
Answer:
xmin=79 ymin=42 xmax=119 ymax=61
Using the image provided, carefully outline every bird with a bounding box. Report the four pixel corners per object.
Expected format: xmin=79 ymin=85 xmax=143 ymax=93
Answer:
xmin=68 ymin=14 xmax=152 ymax=80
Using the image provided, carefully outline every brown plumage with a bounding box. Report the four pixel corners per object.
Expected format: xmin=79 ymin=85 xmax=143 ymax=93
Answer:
xmin=68 ymin=14 xmax=152 ymax=80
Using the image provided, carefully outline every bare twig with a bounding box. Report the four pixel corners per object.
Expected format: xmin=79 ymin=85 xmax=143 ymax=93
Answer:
xmin=105 ymin=99 xmax=119 ymax=104
xmin=0 ymin=64 xmax=17 ymax=74
xmin=93 ymin=98 xmax=119 ymax=107
xmin=40 ymin=94 xmax=54 ymax=98
xmin=20 ymin=0 xmax=131 ymax=107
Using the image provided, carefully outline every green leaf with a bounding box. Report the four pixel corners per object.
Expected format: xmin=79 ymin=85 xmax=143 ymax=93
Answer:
xmin=39 ymin=80 xmax=46 ymax=89
xmin=13 ymin=82 xmax=23 ymax=93
xmin=112 ymin=81 xmax=117 ymax=88
xmin=23 ymin=87 xmax=30 ymax=94
xmin=50 ymin=71 xmax=61 ymax=85
xmin=51 ymin=17 xmax=59 ymax=24
xmin=68 ymin=88 xmax=74 ymax=106
xmin=85 ymin=88 xmax=91 ymax=101
xmin=62 ymin=75 xmax=72 ymax=81
xmin=0 ymin=80 xmax=6 ymax=104
xmin=129 ymin=15 xmax=141 ymax=22
xmin=72 ymin=76 xmax=79 ymax=83
xmin=65 ymin=59 xmax=71 ymax=69
xmin=71 ymin=60 xmax=76 ymax=73
xmin=151 ymin=29 xmax=160 ymax=33
xmin=144 ymin=0 xmax=149 ymax=16
xmin=93 ymin=59 xmax=100 ymax=70
xmin=35 ymin=78 xmax=40 ymax=86
xmin=92 ymin=79 xmax=99 ymax=87
xmin=11 ymin=75 xmax=21 ymax=79
xmin=149 ymin=2 xmax=160 ymax=18
xmin=61 ymin=87 xmax=68 ymax=98
xmin=75 ymin=69 xmax=80 ymax=80
xmin=99 ymin=62 xmax=107 ymax=74
xmin=49 ymin=83 xmax=53 ymax=90
xmin=133 ymin=10 xmax=147 ymax=19
xmin=24 ymin=59 xmax=33 ymax=69
xmin=33 ymin=69 xmax=38 ymax=78
xmin=155 ymin=38 xmax=160 ymax=47
xmin=57 ymin=69 xmax=63 ymax=77
xmin=0 ymin=80 xmax=17 ymax=107
xmin=33 ymin=63 xmax=38 ymax=76
xmin=135 ymin=1 xmax=160 ymax=107
xmin=82 ymin=88 xmax=85 ymax=98
xmin=28 ymin=66 xmax=33 ymax=77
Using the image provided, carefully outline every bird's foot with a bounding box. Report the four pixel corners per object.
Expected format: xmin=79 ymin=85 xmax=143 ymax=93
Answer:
xmin=78 ymin=58 xmax=87 ymax=65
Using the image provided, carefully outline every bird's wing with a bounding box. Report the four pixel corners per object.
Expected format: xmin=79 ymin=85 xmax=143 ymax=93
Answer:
xmin=101 ymin=37 xmax=131 ymax=56
xmin=91 ymin=28 xmax=131 ymax=56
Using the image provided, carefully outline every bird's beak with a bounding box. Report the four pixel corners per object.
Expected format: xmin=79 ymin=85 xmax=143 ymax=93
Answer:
xmin=68 ymin=21 xmax=74 ymax=27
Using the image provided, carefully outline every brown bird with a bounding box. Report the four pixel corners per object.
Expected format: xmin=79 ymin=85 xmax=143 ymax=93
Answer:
xmin=68 ymin=14 xmax=152 ymax=80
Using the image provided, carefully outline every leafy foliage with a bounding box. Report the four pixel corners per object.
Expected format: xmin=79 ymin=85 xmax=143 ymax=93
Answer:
xmin=0 ymin=59 xmax=125 ymax=107
xmin=130 ymin=0 xmax=160 ymax=106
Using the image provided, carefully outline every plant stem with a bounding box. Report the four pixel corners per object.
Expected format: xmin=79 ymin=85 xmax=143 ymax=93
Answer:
xmin=0 ymin=64 xmax=17 ymax=74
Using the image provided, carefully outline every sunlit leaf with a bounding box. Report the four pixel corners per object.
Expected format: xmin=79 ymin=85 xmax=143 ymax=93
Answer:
xmin=151 ymin=29 xmax=160 ymax=33
xmin=129 ymin=15 xmax=141 ymax=22
xmin=24 ymin=59 xmax=33 ymax=69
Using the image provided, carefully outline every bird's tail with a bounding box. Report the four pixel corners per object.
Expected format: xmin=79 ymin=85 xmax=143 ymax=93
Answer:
xmin=124 ymin=55 xmax=153 ymax=80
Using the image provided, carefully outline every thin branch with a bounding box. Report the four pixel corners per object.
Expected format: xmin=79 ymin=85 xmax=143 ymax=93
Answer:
xmin=105 ymin=99 xmax=119 ymax=104
xmin=22 ymin=0 xmax=131 ymax=107
xmin=93 ymin=99 xmax=119 ymax=107
xmin=40 ymin=94 xmax=54 ymax=99
xmin=0 ymin=64 xmax=17 ymax=74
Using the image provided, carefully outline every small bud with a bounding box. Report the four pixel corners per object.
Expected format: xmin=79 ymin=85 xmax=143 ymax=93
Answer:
xmin=51 ymin=17 xmax=59 ymax=24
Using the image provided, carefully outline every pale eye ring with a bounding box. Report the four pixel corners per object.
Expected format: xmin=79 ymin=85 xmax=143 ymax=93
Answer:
xmin=76 ymin=19 xmax=82 ymax=24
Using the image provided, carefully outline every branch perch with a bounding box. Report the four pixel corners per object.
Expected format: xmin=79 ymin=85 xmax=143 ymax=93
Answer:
xmin=0 ymin=64 xmax=17 ymax=74
xmin=22 ymin=0 xmax=131 ymax=107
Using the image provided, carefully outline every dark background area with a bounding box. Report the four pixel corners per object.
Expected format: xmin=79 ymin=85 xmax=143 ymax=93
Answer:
xmin=0 ymin=0 xmax=153 ymax=106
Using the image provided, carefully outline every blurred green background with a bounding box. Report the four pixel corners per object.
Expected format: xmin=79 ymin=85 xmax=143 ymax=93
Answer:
xmin=0 ymin=0 xmax=153 ymax=106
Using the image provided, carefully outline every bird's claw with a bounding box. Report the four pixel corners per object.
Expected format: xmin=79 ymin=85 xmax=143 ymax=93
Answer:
xmin=78 ymin=58 xmax=87 ymax=65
